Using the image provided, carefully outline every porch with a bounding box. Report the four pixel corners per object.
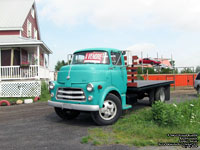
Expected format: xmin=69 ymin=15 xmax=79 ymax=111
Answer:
xmin=0 ymin=65 xmax=49 ymax=80
xmin=0 ymin=43 xmax=51 ymax=81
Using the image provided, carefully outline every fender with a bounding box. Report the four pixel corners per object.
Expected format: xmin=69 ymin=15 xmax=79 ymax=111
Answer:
xmin=99 ymin=86 xmax=122 ymax=108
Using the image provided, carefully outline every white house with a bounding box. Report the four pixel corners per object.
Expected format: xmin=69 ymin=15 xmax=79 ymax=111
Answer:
xmin=0 ymin=0 xmax=52 ymax=97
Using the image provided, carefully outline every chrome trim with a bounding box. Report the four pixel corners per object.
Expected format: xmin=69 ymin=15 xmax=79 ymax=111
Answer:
xmin=57 ymin=90 xmax=84 ymax=94
xmin=57 ymin=95 xmax=85 ymax=99
xmin=48 ymin=100 xmax=99 ymax=111
xmin=56 ymin=87 xmax=86 ymax=102
xmin=87 ymin=83 xmax=94 ymax=92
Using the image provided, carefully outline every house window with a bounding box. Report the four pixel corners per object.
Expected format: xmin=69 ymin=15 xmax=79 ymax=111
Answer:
xmin=34 ymin=28 xmax=38 ymax=40
xmin=31 ymin=8 xmax=35 ymax=18
xmin=27 ymin=20 xmax=32 ymax=38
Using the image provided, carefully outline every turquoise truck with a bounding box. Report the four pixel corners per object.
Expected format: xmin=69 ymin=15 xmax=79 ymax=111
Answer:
xmin=48 ymin=48 xmax=173 ymax=125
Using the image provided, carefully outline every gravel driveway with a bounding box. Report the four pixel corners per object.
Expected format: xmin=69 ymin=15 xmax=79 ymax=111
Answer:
xmin=0 ymin=88 xmax=199 ymax=150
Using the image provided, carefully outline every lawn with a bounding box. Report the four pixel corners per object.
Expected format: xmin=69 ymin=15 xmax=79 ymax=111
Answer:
xmin=82 ymin=98 xmax=200 ymax=147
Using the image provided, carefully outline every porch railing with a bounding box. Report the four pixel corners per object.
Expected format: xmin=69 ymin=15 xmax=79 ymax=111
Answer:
xmin=0 ymin=65 xmax=50 ymax=80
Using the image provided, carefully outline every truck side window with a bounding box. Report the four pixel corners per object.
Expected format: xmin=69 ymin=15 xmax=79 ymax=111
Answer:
xmin=111 ymin=52 xmax=122 ymax=65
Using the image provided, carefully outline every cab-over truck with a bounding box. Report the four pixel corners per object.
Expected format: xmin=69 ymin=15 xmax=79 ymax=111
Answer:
xmin=48 ymin=48 xmax=173 ymax=125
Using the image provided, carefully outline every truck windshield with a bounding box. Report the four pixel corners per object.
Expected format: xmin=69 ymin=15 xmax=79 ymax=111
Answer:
xmin=72 ymin=51 xmax=110 ymax=64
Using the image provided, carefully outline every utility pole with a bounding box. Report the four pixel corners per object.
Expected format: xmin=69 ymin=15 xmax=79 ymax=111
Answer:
xmin=141 ymin=51 xmax=143 ymax=74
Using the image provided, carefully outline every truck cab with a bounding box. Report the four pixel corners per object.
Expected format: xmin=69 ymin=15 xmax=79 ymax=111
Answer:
xmin=48 ymin=48 xmax=129 ymax=125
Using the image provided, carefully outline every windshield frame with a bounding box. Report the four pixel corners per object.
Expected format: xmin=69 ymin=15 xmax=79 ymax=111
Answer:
xmin=72 ymin=50 xmax=110 ymax=65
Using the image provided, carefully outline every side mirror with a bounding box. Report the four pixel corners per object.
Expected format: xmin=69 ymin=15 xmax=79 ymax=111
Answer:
xmin=122 ymin=51 xmax=126 ymax=55
xmin=67 ymin=54 xmax=73 ymax=62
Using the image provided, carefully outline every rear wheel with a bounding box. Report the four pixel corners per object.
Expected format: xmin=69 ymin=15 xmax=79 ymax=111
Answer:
xmin=91 ymin=94 xmax=122 ymax=125
xmin=149 ymin=89 xmax=155 ymax=106
xmin=155 ymin=87 xmax=166 ymax=102
xmin=54 ymin=107 xmax=80 ymax=120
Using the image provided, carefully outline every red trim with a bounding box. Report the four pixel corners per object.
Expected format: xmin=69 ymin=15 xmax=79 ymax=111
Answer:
xmin=0 ymin=31 xmax=20 ymax=35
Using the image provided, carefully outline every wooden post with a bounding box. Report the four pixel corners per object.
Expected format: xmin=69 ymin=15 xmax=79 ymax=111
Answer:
xmin=48 ymin=54 xmax=49 ymax=69
xmin=37 ymin=46 xmax=40 ymax=79
xmin=43 ymin=53 xmax=45 ymax=67
xmin=11 ymin=48 xmax=14 ymax=66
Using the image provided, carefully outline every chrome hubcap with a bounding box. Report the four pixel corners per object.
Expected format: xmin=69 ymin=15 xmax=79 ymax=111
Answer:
xmin=160 ymin=89 xmax=165 ymax=102
xmin=99 ymin=100 xmax=117 ymax=120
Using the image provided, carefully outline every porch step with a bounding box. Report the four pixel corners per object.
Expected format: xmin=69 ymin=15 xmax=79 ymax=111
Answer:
xmin=122 ymin=104 xmax=132 ymax=110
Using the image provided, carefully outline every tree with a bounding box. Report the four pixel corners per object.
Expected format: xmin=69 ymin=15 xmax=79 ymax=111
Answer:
xmin=170 ymin=60 xmax=175 ymax=67
xmin=55 ymin=60 xmax=70 ymax=71
xmin=137 ymin=67 xmax=156 ymax=74
xmin=181 ymin=68 xmax=193 ymax=73
xmin=196 ymin=66 xmax=200 ymax=73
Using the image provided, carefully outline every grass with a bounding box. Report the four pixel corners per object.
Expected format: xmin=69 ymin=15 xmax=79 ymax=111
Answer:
xmin=0 ymin=81 xmax=50 ymax=104
xmin=82 ymin=98 xmax=200 ymax=147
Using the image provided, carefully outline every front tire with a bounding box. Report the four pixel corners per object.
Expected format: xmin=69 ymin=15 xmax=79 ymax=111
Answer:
xmin=54 ymin=107 xmax=80 ymax=120
xmin=91 ymin=94 xmax=122 ymax=125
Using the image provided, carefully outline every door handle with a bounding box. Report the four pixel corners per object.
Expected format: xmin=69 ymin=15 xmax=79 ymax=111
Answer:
xmin=109 ymin=66 xmax=116 ymax=70
xmin=120 ymin=66 xmax=126 ymax=69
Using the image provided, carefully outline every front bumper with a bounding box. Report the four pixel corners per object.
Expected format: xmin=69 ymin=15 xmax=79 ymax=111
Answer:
xmin=48 ymin=100 xmax=99 ymax=111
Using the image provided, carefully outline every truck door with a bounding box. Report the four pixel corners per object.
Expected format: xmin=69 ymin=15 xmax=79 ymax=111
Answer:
xmin=110 ymin=51 xmax=127 ymax=94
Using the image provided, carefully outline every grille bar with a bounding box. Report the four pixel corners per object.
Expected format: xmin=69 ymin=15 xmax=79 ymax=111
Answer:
xmin=57 ymin=90 xmax=84 ymax=94
xmin=56 ymin=87 xmax=86 ymax=101
xmin=57 ymin=95 xmax=85 ymax=99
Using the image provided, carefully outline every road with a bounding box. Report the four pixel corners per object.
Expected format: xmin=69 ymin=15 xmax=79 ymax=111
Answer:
xmin=0 ymin=88 xmax=199 ymax=150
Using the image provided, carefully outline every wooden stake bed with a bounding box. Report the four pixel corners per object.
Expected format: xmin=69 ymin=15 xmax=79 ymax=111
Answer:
xmin=124 ymin=55 xmax=138 ymax=87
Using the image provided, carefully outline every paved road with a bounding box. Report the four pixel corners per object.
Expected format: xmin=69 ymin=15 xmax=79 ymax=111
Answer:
xmin=0 ymin=89 xmax=199 ymax=150
xmin=0 ymin=102 xmax=136 ymax=150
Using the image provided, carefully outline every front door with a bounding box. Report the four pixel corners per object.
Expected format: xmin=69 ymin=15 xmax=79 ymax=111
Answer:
xmin=1 ymin=50 xmax=11 ymax=66
xmin=110 ymin=51 xmax=127 ymax=94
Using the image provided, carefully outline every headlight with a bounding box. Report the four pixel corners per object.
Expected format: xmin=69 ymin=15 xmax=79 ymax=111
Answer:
xmin=88 ymin=96 xmax=93 ymax=101
xmin=87 ymin=83 xmax=93 ymax=92
xmin=49 ymin=82 xmax=55 ymax=90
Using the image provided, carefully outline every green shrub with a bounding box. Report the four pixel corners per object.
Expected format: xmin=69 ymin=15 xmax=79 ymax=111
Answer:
xmin=137 ymin=74 xmax=144 ymax=80
xmin=152 ymin=101 xmax=182 ymax=126
xmin=40 ymin=81 xmax=50 ymax=101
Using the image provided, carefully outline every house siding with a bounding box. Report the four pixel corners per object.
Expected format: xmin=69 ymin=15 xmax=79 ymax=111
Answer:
xmin=22 ymin=4 xmax=40 ymax=40
xmin=0 ymin=31 xmax=20 ymax=35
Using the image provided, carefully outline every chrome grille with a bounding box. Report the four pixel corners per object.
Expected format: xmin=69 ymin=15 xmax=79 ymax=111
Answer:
xmin=56 ymin=87 xmax=86 ymax=101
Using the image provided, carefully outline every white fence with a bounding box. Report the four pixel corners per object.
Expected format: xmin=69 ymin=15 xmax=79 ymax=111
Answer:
xmin=0 ymin=65 xmax=50 ymax=80
xmin=39 ymin=66 xmax=50 ymax=79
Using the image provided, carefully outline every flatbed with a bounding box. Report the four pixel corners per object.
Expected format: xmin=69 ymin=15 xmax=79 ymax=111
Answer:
xmin=128 ymin=80 xmax=174 ymax=92
xmin=126 ymin=80 xmax=174 ymax=104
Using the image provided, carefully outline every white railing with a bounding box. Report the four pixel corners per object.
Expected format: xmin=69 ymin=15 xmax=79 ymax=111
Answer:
xmin=39 ymin=66 xmax=50 ymax=79
xmin=0 ymin=65 xmax=50 ymax=80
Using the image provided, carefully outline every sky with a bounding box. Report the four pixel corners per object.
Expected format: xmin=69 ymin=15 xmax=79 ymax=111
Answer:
xmin=35 ymin=0 xmax=200 ymax=70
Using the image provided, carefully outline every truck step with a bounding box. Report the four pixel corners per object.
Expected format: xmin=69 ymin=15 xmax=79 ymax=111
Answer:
xmin=123 ymin=104 xmax=132 ymax=110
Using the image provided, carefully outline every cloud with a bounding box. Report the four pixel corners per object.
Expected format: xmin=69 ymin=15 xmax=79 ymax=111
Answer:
xmin=37 ymin=0 xmax=200 ymax=31
xmin=127 ymin=43 xmax=157 ymax=58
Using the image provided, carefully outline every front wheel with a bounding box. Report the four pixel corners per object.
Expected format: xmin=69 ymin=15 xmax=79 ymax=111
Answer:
xmin=54 ymin=107 xmax=80 ymax=120
xmin=91 ymin=94 xmax=122 ymax=125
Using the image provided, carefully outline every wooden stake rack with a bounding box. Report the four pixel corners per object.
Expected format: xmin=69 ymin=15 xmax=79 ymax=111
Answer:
xmin=124 ymin=56 xmax=138 ymax=87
